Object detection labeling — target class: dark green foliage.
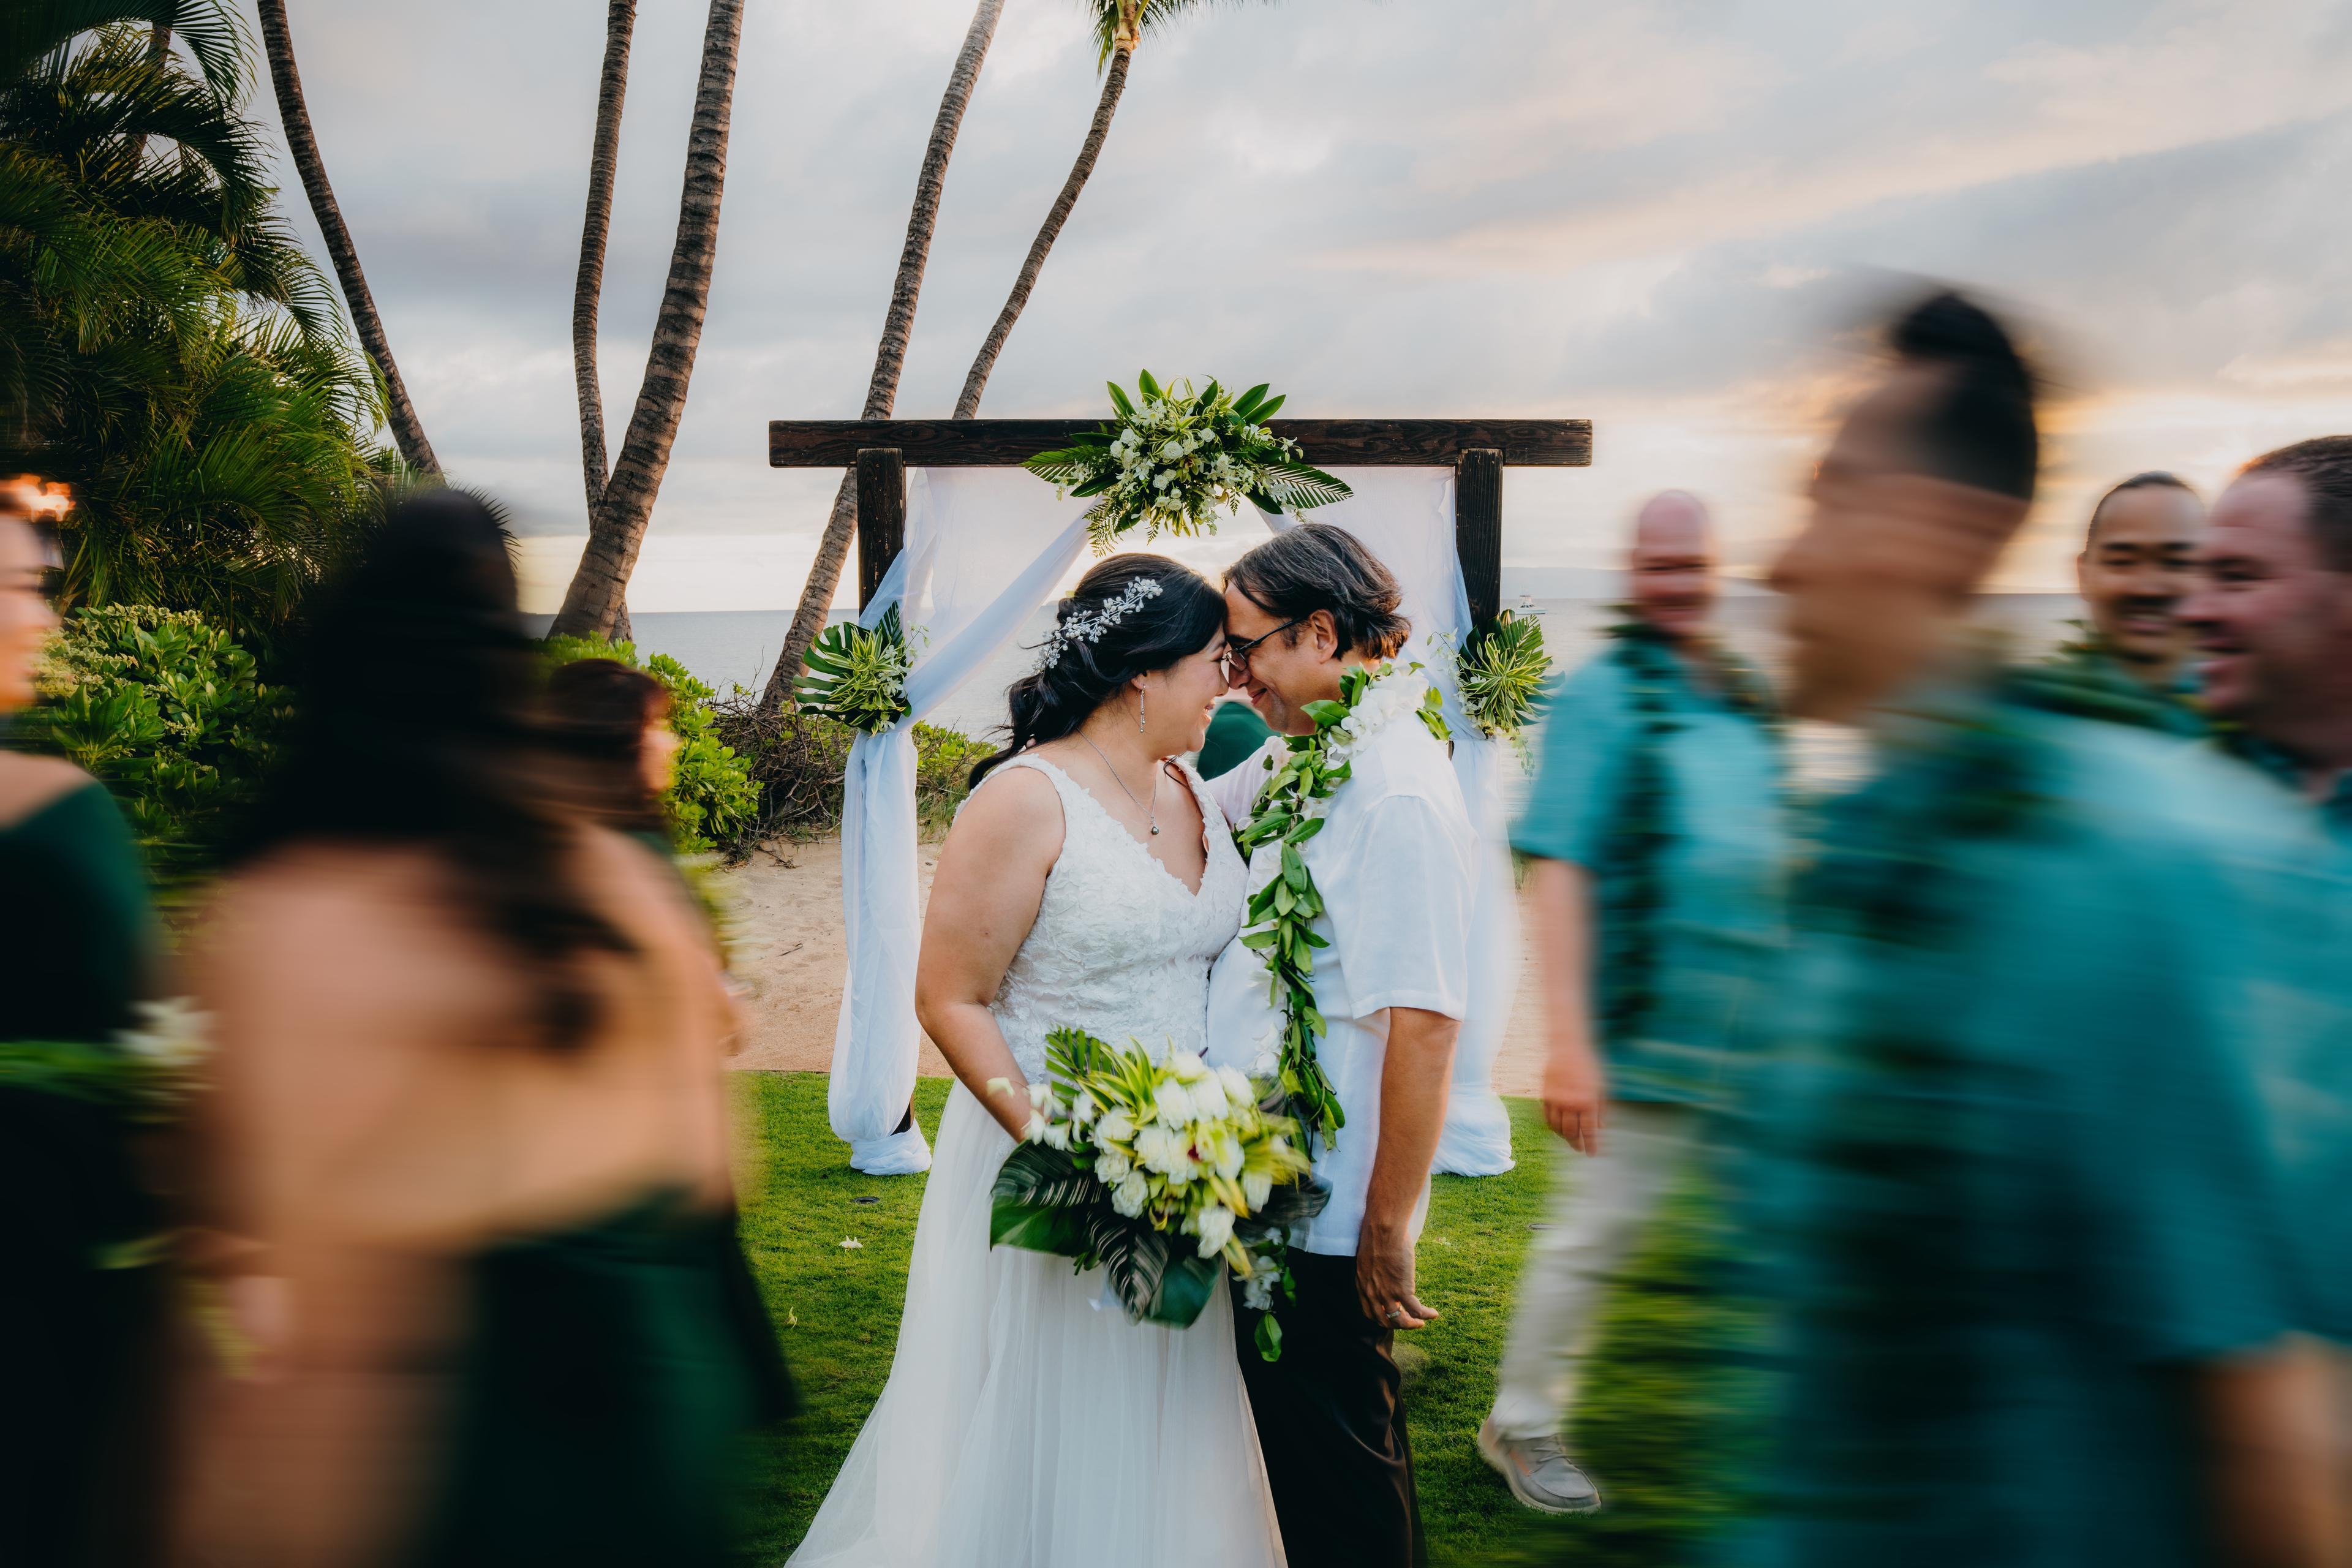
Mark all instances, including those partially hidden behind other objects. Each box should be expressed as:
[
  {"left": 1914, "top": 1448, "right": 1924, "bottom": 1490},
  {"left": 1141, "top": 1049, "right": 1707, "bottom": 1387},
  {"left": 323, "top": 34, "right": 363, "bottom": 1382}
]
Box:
[
  {"left": 710, "top": 689, "right": 983, "bottom": 842},
  {"left": 18, "top": 601, "right": 288, "bottom": 883},
  {"left": 541, "top": 635, "right": 759, "bottom": 856},
  {"left": 3, "top": 6, "right": 394, "bottom": 641}
]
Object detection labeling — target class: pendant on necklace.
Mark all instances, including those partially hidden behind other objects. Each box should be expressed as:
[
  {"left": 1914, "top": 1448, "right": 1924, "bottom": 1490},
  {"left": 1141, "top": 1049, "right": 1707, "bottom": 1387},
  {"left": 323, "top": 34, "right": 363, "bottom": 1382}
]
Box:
[{"left": 1150, "top": 824, "right": 1161, "bottom": 835}]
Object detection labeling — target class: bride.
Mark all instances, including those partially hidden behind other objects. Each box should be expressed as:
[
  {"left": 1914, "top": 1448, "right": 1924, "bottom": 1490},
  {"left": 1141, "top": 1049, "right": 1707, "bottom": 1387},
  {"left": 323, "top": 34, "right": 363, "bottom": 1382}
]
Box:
[{"left": 788, "top": 556, "right": 1283, "bottom": 1567}]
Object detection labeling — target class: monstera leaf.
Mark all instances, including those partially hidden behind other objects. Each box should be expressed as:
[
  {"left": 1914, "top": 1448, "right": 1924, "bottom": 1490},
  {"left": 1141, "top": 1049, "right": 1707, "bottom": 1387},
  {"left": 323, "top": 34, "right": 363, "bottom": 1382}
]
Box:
[
  {"left": 990, "top": 1141, "right": 1100, "bottom": 1257},
  {"left": 1089, "top": 1208, "right": 1221, "bottom": 1330}
]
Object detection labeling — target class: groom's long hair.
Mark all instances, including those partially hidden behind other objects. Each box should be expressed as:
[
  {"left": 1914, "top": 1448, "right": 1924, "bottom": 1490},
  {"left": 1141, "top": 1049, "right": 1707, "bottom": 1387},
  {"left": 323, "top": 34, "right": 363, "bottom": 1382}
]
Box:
[
  {"left": 971, "top": 554, "right": 1226, "bottom": 788},
  {"left": 1225, "top": 523, "right": 1411, "bottom": 660}
]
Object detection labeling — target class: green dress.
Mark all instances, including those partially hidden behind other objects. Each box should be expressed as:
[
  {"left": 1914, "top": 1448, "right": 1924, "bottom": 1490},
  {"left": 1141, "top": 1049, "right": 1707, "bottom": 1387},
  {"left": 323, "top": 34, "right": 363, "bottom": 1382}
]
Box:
[
  {"left": 407, "top": 830, "right": 793, "bottom": 1566},
  {"left": 0, "top": 777, "right": 166, "bottom": 1568},
  {"left": 409, "top": 1194, "right": 793, "bottom": 1567}
]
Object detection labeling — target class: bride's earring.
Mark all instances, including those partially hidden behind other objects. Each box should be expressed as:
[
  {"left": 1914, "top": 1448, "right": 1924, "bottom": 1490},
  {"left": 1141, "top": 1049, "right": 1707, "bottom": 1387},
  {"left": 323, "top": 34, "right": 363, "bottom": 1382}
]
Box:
[{"left": 1137, "top": 681, "right": 1147, "bottom": 733}]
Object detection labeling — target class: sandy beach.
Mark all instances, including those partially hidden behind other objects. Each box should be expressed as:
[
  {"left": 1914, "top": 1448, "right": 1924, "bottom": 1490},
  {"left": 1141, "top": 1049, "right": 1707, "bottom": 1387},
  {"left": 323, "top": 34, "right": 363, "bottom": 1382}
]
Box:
[{"left": 717, "top": 837, "right": 1548, "bottom": 1098}]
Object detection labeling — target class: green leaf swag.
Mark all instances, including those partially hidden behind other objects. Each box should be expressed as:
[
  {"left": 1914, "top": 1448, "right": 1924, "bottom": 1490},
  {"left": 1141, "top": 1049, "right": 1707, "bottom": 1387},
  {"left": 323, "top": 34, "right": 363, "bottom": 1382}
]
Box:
[
  {"left": 795, "top": 603, "right": 913, "bottom": 734},
  {"left": 989, "top": 1027, "right": 1325, "bottom": 1360},
  {"left": 1233, "top": 662, "right": 1450, "bottom": 1151},
  {"left": 1599, "top": 620, "right": 1777, "bottom": 1044},
  {"left": 1024, "top": 372, "right": 1352, "bottom": 552},
  {"left": 1451, "top": 609, "right": 1552, "bottom": 742},
  {"left": 2032, "top": 625, "right": 2207, "bottom": 737}
]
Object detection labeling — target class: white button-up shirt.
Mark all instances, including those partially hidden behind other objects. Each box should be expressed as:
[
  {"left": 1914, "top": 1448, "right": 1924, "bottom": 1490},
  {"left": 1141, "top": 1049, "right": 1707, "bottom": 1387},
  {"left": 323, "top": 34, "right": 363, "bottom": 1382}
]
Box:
[{"left": 1204, "top": 713, "right": 1476, "bottom": 1257}]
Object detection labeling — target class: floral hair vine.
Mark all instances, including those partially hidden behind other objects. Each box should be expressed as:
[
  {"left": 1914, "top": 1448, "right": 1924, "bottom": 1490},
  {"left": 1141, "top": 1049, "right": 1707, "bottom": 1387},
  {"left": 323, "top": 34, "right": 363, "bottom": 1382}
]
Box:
[{"left": 1036, "top": 576, "right": 1162, "bottom": 671}]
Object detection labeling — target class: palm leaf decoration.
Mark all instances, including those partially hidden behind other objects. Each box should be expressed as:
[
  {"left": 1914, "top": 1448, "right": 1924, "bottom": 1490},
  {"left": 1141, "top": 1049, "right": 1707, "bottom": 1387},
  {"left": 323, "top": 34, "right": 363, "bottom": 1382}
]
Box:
[
  {"left": 1457, "top": 609, "right": 1551, "bottom": 741},
  {"left": 1248, "top": 459, "right": 1351, "bottom": 517},
  {"left": 794, "top": 602, "right": 911, "bottom": 734},
  {"left": 1089, "top": 1207, "right": 1221, "bottom": 1328}
]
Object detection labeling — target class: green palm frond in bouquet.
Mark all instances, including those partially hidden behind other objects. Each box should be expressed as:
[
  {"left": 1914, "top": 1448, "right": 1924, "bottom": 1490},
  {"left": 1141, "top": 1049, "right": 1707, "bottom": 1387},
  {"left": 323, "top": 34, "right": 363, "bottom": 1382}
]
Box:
[
  {"left": 1458, "top": 609, "right": 1553, "bottom": 741},
  {"left": 989, "top": 1024, "right": 1327, "bottom": 1359},
  {"left": 1023, "top": 373, "right": 1352, "bottom": 552},
  {"left": 795, "top": 603, "right": 913, "bottom": 734}
]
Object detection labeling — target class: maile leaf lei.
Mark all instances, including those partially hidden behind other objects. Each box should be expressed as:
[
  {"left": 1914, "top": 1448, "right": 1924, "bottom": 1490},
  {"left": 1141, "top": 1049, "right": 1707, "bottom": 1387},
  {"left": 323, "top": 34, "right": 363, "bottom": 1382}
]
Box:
[{"left": 1232, "top": 663, "right": 1450, "bottom": 1151}]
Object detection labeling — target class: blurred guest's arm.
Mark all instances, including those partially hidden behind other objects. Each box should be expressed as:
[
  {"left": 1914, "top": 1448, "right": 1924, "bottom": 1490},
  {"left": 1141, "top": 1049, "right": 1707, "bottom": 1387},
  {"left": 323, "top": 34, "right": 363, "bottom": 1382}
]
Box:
[
  {"left": 1527, "top": 858, "right": 1607, "bottom": 1155},
  {"left": 914, "top": 767, "right": 1063, "bottom": 1141},
  {"left": 2195, "top": 1343, "right": 2348, "bottom": 1568}
]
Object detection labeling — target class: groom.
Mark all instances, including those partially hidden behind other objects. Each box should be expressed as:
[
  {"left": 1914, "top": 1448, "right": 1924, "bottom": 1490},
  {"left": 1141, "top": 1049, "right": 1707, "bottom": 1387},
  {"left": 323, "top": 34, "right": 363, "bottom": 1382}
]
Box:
[{"left": 1201, "top": 523, "right": 1476, "bottom": 1568}]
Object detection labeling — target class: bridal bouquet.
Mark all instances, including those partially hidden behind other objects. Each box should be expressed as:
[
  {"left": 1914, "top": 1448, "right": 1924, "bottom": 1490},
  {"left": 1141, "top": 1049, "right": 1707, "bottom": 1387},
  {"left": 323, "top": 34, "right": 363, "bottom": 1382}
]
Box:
[
  {"left": 795, "top": 603, "right": 913, "bottom": 734},
  {"left": 1023, "top": 372, "right": 1352, "bottom": 552},
  {"left": 990, "top": 1025, "right": 1326, "bottom": 1359}
]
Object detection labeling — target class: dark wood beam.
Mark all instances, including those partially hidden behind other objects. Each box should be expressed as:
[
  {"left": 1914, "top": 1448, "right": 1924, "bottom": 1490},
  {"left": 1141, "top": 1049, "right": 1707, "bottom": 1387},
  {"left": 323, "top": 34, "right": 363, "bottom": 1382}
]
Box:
[
  {"left": 855, "top": 447, "right": 906, "bottom": 611},
  {"left": 772, "top": 418, "right": 1591, "bottom": 469},
  {"left": 1455, "top": 448, "right": 1504, "bottom": 630}
]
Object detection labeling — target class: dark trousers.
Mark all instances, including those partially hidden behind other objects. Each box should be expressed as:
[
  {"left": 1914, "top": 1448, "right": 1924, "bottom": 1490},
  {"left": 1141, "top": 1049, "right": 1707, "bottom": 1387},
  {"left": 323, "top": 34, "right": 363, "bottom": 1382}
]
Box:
[{"left": 1234, "top": 1250, "right": 1426, "bottom": 1568}]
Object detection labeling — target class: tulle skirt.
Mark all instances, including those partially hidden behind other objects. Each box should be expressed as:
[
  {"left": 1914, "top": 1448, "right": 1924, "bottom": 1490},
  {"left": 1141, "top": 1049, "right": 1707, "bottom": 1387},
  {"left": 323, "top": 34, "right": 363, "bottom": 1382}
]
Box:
[{"left": 787, "top": 1082, "right": 1286, "bottom": 1567}]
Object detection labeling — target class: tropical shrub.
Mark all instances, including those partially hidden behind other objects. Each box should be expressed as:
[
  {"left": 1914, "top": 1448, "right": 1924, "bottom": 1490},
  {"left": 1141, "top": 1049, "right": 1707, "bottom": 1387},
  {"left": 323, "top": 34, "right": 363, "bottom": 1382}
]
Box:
[
  {"left": 2, "top": 9, "right": 394, "bottom": 641},
  {"left": 709, "top": 693, "right": 984, "bottom": 842},
  {"left": 542, "top": 635, "right": 760, "bottom": 856},
  {"left": 21, "top": 602, "right": 290, "bottom": 883}
]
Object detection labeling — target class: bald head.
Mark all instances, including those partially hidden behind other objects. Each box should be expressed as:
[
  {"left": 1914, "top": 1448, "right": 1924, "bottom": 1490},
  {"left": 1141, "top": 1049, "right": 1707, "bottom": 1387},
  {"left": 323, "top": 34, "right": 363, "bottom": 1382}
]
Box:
[{"left": 1627, "top": 490, "right": 1717, "bottom": 640}]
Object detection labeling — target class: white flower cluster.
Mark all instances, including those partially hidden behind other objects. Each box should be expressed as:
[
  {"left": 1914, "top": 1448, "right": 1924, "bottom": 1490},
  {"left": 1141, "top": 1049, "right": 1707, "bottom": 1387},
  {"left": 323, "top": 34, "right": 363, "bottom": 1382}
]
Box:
[
  {"left": 1017, "top": 1040, "right": 1311, "bottom": 1295},
  {"left": 1069, "top": 381, "right": 1300, "bottom": 546},
  {"left": 1321, "top": 662, "right": 1433, "bottom": 769},
  {"left": 1035, "top": 576, "right": 1162, "bottom": 672}
]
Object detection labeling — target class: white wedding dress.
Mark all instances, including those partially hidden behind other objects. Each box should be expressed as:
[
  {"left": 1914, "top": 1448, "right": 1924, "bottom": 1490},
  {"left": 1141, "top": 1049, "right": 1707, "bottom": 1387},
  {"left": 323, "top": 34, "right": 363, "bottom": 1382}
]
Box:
[{"left": 788, "top": 754, "right": 1285, "bottom": 1568}]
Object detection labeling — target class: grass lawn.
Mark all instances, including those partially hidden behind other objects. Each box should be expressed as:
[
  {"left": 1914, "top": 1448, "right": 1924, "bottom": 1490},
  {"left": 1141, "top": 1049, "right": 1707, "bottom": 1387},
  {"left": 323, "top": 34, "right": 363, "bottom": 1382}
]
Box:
[{"left": 731, "top": 1072, "right": 1753, "bottom": 1566}]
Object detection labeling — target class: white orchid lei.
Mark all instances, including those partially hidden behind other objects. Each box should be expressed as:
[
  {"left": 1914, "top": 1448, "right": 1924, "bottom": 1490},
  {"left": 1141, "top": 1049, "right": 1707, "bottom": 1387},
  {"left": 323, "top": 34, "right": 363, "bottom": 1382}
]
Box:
[
  {"left": 1024, "top": 372, "right": 1352, "bottom": 552},
  {"left": 990, "top": 1026, "right": 1325, "bottom": 1359},
  {"left": 1232, "top": 662, "right": 1449, "bottom": 1150}
]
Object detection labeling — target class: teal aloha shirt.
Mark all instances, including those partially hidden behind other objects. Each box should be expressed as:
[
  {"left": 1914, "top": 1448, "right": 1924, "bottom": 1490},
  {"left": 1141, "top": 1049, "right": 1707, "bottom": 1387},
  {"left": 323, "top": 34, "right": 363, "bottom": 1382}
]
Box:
[
  {"left": 1735, "top": 687, "right": 2305, "bottom": 1568},
  {"left": 1511, "top": 635, "right": 1785, "bottom": 1106},
  {"left": 2032, "top": 639, "right": 2207, "bottom": 738}
]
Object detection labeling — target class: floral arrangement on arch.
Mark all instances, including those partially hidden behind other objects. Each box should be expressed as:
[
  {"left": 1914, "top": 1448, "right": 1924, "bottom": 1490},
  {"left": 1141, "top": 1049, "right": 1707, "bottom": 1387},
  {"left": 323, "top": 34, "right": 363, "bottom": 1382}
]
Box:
[
  {"left": 989, "top": 1025, "right": 1326, "bottom": 1359},
  {"left": 1024, "top": 372, "right": 1352, "bottom": 552},
  {"left": 795, "top": 603, "right": 915, "bottom": 734}
]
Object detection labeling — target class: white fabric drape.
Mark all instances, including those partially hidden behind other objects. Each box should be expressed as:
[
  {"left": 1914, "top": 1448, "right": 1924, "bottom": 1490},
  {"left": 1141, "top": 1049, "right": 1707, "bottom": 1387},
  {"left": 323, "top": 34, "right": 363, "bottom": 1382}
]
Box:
[
  {"left": 831, "top": 469, "right": 1091, "bottom": 1173},
  {"left": 1258, "top": 469, "right": 1520, "bottom": 1175}
]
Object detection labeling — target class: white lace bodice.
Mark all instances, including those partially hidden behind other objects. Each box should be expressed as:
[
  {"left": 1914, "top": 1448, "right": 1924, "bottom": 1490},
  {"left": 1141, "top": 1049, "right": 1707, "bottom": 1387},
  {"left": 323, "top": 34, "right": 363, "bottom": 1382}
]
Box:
[{"left": 979, "top": 755, "right": 1246, "bottom": 1078}]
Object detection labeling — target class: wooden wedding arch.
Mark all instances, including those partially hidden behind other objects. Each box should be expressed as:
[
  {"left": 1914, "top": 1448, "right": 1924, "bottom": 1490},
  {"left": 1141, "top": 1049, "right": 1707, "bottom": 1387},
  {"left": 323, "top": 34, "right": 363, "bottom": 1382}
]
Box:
[{"left": 766, "top": 419, "right": 1595, "bottom": 618}]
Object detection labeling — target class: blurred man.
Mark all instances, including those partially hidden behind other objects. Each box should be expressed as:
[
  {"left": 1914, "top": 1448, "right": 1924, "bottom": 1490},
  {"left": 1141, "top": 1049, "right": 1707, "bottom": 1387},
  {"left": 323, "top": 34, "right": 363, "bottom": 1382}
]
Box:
[
  {"left": 2047, "top": 471, "right": 2206, "bottom": 733},
  {"left": 1743, "top": 291, "right": 2342, "bottom": 1567},
  {"left": 1476, "top": 491, "right": 1785, "bottom": 1515},
  {"left": 2186, "top": 438, "right": 2352, "bottom": 839},
  {"left": 2182, "top": 437, "right": 2352, "bottom": 1375}
]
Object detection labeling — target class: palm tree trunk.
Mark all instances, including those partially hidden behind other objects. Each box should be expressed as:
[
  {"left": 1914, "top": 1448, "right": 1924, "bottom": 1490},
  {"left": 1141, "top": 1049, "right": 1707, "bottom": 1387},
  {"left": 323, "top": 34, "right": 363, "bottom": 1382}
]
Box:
[
  {"left": 574, "top": 0, "right": 635, "bottom": 520},
  {"left": 254, "top": 0, "right": 440, "bottom": 475},
  {"left": 550, "top": 0, "right": 745, "bottom": 641},
  {"left": 949, "top": 38, "right": 1132, "bottom": 420},
  {"left": 756, "top": 0, "right": 1006, "bottom": 717}
]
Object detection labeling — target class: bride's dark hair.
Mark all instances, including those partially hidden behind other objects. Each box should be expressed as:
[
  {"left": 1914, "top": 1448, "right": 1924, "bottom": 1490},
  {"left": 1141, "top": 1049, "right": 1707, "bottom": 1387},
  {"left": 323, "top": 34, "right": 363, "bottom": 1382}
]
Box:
[{"left": 970, "top": 554, "right": 1225, "bottom": 787}]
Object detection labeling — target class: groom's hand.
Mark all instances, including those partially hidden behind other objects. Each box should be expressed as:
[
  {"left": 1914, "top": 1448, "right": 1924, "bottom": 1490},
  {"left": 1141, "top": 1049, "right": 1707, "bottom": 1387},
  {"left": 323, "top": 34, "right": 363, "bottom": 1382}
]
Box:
[{"left": 1355, "top": 1223, "right": 1439, "bottom": 1332}]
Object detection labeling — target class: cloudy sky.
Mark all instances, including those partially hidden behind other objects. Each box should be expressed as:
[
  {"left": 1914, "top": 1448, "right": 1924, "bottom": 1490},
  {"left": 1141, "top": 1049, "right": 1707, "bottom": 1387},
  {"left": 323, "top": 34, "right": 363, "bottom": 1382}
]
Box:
[{"left": 252, "top": 0, "right": 2352, "bottom": 609}]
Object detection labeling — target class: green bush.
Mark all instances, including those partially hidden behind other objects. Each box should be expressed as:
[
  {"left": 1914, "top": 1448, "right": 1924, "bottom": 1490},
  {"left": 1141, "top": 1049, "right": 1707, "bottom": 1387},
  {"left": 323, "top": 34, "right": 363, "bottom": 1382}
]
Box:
[
  {"left": 707, "top": 696, "right": 986, "bottom": 842},
  {"left": 542, "top": 635, "right": 760, "bottom": 856},
  {"left": 21, "top": 604, "right": 292, "bottom": 883}
]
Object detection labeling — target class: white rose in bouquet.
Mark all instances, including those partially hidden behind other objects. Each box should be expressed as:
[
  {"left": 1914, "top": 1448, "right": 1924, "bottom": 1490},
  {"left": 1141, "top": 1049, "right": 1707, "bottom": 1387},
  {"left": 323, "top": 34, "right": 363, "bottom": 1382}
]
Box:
[
  {"left": 1153, "top": 1077, "right": 1196, "bottom": 1127},
  {"left": 1112, "top": 1170, "right": 1151, "bottom": 1218},
  {"left": 1193, "top": 1204, "right": 1236, "bottom": 1258},
  {"left": 1186, "top": 1071, "right": 1230, "bottom": 1121},
  {"left": 1243, "top": 1169, "right": 1274, "bottom": 1212},
  {"left": 1097, "top": 1108, "right": 1136, "bottom": 1144},
  {"left": 1095, "top": 1147, "right": 1132, "bottom": 1184}
]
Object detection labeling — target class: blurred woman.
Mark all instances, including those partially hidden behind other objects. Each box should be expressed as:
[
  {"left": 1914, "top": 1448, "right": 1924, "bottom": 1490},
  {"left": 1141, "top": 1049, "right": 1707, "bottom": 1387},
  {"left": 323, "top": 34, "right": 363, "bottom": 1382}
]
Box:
[
  {"left": 178, "top": 492, "right": 767, "bottom": 1567},
  {"left": 0, "top": 478, "right": 170, "bottom": 1567},
  {"left": 546, "top": 657, "right": 679, "bottom": 849}
]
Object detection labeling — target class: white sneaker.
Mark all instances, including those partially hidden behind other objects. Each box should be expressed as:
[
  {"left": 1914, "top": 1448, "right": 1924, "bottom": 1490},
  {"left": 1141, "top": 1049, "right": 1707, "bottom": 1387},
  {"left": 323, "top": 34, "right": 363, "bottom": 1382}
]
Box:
[{"left": 1477, "top": 1416, "right": 1602, "bottom": 1515}]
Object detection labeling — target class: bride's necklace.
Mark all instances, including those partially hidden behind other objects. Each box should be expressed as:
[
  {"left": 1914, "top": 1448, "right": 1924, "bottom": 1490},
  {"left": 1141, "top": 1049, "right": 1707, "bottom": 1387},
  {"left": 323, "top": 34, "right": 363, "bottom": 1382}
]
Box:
[{"left": 1077, "top": 729, "right": 1160, "bottom": 835}]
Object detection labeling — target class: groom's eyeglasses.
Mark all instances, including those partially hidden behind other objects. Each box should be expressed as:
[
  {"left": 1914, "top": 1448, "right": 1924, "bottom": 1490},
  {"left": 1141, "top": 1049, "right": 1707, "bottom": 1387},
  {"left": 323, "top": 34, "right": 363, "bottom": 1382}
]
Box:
[{"left": 1219, "top": 616, "right": 1308, "bottom": 678}]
